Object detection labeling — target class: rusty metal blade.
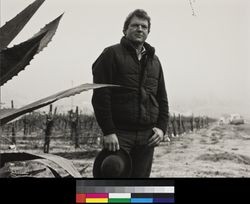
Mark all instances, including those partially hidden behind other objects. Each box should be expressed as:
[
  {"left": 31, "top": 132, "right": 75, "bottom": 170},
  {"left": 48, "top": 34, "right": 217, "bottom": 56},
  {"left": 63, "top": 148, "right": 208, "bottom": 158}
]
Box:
[
  {"left": 0, "top": 0, "right": 45, "bottom": 50},
  {"left": 0, "top": 152, "right": 82, "bottom": 178},
  {"left": 0, "top": 32, "right": 47, "bottom": 86},
  {"left": 0, "top": 83, "right": 119, "bottom": 125}
]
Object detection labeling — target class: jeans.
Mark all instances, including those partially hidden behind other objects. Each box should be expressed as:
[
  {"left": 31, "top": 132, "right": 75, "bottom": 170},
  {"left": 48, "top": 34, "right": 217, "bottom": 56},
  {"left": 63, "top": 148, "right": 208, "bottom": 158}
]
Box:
[{"left": 116, "top": 129, "right": 155, "bottom": 178}]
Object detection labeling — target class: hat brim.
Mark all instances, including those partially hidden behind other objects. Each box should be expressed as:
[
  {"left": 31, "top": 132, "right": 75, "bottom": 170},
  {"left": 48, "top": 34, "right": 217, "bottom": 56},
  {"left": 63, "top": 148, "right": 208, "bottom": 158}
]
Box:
[{"left": 93, "top": 148, "right": 132, "bottom": 178}]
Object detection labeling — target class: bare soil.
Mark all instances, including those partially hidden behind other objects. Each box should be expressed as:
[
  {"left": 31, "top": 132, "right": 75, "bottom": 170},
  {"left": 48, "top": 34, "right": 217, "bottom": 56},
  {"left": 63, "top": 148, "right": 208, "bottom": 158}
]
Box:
[
  {"left": 2, "top": 123, "right": 250, "bottom": 178},
  {"left": 152, "top": 123, "right": 250, "bottom": 177}
]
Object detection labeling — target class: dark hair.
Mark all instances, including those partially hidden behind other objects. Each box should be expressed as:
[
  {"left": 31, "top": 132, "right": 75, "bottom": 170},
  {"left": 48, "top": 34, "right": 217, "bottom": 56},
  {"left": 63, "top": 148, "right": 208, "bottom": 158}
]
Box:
[{"left": 123, "top": 9, "right": 151, "bottom": 33}]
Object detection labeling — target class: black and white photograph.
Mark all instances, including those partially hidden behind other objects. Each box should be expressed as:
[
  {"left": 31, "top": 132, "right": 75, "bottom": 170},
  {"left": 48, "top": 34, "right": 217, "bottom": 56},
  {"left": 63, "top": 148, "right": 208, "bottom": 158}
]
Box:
[{"left": 0, "top": 0, "right": 250, "bottom": 182}]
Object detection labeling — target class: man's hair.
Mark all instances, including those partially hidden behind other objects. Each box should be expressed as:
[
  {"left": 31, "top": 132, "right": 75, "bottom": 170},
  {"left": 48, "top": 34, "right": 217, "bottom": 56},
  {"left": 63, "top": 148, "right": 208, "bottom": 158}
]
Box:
[{"left": 123, "top": 9, "right": 151, "bottom": 33}]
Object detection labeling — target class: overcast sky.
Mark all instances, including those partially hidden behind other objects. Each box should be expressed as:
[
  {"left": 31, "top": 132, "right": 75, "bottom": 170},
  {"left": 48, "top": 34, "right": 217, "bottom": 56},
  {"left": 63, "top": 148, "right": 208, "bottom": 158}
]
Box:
[{"left": 1, "top": 0, "right": 250, "bottom": 118}]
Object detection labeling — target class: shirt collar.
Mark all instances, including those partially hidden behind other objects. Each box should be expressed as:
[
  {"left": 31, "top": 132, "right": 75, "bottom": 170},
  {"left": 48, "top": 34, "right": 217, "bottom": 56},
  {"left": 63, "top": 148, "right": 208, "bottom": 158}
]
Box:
[
  {"left": 120, "top": 37, "right": 155, "bottom": 58},
  {"left": 136, "top": 46, "right": 146, "bottom": 60}
]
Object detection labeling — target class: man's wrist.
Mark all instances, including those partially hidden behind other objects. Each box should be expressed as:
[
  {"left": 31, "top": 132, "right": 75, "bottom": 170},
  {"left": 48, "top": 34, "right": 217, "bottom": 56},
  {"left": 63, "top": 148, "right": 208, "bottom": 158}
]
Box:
[
  {"left": 155, "top": 125, "right": 166, "bottom": 135},
  {"left": 153, "top": 127, "right": 164, "bottom": 136}
]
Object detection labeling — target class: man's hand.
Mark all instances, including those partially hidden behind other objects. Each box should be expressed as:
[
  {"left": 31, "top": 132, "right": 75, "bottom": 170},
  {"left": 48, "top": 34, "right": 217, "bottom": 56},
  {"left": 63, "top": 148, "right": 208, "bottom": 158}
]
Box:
[
  {"left": 148, "top": 127, "right": 164, "bottom": 147},
  {"left": 103, "top": 133, "right": 120, "bottom": 152}
]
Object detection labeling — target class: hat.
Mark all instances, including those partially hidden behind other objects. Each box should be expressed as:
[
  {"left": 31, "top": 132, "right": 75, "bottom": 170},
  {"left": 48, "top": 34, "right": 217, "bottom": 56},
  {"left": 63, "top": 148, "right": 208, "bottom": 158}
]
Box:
[{"left": 93, "top": 148, "right": 132, "bottom": 178}]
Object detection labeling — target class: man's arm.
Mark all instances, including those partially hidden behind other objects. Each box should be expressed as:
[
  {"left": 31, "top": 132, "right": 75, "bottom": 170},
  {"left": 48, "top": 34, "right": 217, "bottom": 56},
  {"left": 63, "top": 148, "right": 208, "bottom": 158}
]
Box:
[
  {"left": 155, "top": 60, "right": 169, "bottom": 135},
  {"left": 92, "top": 48, "right": 119, "bottom": 151},
  {"left": 92, "top": 47, "right": 116, "bottom": 135}
]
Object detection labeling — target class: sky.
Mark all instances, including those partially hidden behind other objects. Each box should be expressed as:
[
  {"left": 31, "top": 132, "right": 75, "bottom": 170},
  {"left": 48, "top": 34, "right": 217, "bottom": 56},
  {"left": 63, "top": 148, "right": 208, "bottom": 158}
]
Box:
[{"left": 0, "top": 0, "right": 250, "bottom": 119}]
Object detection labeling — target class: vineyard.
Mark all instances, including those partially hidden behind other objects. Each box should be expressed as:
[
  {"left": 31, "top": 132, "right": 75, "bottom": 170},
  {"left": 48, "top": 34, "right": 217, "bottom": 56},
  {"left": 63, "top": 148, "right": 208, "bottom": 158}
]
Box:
[
  {"left": 0, "top": 103, "right": 217, "bottom": 178},
  {"left": 0, "top": 104, "right": 215, "bottom": 153},
  {"left": 2, "top": 109, "right": 250, "bottom": 178}
]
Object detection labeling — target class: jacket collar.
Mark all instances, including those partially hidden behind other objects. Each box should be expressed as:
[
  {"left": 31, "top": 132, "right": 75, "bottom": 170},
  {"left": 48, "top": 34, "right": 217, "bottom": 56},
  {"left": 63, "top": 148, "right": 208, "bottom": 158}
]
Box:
[{"left": 120, "top": 36, "right": 155, "bottom": 58}]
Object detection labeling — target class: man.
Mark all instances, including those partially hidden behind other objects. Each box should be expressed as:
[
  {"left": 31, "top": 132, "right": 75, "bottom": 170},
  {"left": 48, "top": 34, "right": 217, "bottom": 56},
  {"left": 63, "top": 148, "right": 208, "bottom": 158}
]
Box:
[{"left": 92, "top": 9, "right": 169, "bottom": 178}]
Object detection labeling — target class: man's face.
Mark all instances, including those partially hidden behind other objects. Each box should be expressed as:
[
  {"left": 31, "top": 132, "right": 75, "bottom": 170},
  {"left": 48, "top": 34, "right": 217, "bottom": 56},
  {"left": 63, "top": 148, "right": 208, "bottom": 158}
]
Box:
[{"left": 124, "top": 16, "right": 149, "bottom": 45}]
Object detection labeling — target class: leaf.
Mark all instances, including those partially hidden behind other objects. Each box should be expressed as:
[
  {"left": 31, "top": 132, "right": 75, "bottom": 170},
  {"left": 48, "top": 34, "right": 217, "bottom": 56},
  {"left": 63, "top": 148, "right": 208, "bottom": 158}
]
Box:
[
  {"left": 32, "top": 13, "right": 64, "bottom": 53},
  {"left": 0, "top": 164, "right": 11, "bottom": 178},
  {"left": 0, "top": 13, "right": 63, "bottom": 87},
  {"left": 0, "top": 32, "right": 47, "bottom": 86},
  {"left": 0, "top": 0, "right": 45, "bottom": 50},
  {"left": 0, "top": 83, "right": 120, "bottom": 125},
  {"left": 0, "top": 152, "right": 82, "bottom": 178}
]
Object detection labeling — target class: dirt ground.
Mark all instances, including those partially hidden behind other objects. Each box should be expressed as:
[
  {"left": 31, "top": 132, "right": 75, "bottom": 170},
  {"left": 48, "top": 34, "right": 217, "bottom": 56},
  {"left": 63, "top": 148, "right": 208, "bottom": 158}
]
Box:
[
  {"left": 152, "top": 122, "right": 250, "bottom": 177},
  {"left": 2, "top": 122, "right": 250, "bottom": 178},
  {"left": 75, "top": 122, "right": 250, "bottom": 178}
]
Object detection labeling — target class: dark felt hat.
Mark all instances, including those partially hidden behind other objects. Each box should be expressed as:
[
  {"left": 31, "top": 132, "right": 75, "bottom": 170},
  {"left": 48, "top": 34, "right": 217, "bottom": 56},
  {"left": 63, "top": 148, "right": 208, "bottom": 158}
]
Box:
[{"left": 93, "top": 148, "right": 132, "bottom": 178}]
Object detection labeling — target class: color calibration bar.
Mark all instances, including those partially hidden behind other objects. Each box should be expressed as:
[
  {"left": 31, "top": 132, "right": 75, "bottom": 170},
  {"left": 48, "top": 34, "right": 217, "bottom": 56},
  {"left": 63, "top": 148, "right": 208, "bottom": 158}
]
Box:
[
  {"left": 76, "top": 180, "right": 174, "bottom": 203},
  {"left": 77, "top": 186, "right": 174, "bottom": 193},
  {"left": 76, "top": 192, "right": 174, "bottom": 203}
]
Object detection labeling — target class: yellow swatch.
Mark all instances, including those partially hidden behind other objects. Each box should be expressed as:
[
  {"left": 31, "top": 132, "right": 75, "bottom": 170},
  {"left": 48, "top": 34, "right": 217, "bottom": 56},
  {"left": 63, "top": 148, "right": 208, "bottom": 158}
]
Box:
[{"left": 86, "top": 198, "right": 108, "bottom": 203}]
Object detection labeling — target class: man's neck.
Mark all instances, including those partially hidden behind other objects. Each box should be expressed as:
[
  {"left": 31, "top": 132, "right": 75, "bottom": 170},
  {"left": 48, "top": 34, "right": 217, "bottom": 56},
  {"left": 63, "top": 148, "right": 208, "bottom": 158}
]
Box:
[
  {"left": 125, "top": 37, "right": 144, "bottom": 52},
  {"left": 131, "top": 42, "right": 144, "bottom": 53},
  {"left": 134, "top": 44, "right": 144, "bottom": 52}
]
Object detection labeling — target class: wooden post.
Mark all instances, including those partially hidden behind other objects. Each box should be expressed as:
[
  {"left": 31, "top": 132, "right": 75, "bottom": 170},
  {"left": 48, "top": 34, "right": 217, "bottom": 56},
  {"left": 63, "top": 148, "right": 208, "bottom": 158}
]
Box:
[
  {"left": 195, "top": 117, "right": 200, "bottom": 130},
  {"left": 23, "top": 115, "right": 27, "bottom": 139},
  {"left": 11, "top": 125, "right": 16, "bottom": 144},
  {"left": 190, "top": 114, "right": 194, "bottom": 132},
  {"left": 177, "top": 114, "right": 182, "bottom": 135},
  {"left": 11, "top": 100, "right": 14, "bottom": 109},
  {"left": 53, "top": 106, "right": 58, "bottom": 131},
  {"left": 53, "top": 106, "right": 57, "bottom": 115},
  {"left": 74, "top": 106, "right": 80, "bottom": 148},
  {"left": 181, "top": 119, "right": 186, "bottom": 134},
  {"left": 63, "top": 114, "right": 68, "bottom": 134},
  {"left": 43, "top": 104, "right": 54, "bottom": 153},
  {"left": 11, "top": 100, "right": 16, "bottom": 144},
  {"left": 171, "top": 114, "right": 177, "bottom": 137},
  {"left": 69, "top": 110, "right": 74, "bottom": 140},
  {"left": 27, "top": 113, "right": 32, "bottom": 135},
  {"left": 167, "top": 120, "right": 172, "bottom": 138},
  {"left": 205, "top": 117, "right": 208, "bottom": 127},
  {"left": 199, "top": 116, "right": 202, "bottom": 129}
]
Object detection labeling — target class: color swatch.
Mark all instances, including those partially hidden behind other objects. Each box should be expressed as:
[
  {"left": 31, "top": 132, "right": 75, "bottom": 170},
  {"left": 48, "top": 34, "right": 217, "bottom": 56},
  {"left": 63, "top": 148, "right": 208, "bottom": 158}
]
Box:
[{"left": 76, "top": 180, "right": 174, "bottom": 203}]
